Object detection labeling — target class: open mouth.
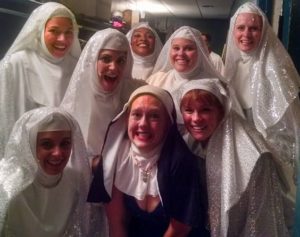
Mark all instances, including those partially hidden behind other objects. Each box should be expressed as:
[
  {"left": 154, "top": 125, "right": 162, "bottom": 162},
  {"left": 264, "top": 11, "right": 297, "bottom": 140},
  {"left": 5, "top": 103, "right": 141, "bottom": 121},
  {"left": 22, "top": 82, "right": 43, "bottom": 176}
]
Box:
[
  {"left": 191, "top": 125, "right": 207, "bottom": 132},
  {"left": 47, "top": 158, "right": 65, "bottom": 166},
  {"left": 136, "top": 131, "right": 151, "bottom": 140},
  {"left": 53, "top": 44, "right": 67, "bottom": 51},
  {"left": 104, "top": 74, "right": 118, "bottom": 81},
  {"left": 138, "top": 43, "right": 149, "bottom": 48}
]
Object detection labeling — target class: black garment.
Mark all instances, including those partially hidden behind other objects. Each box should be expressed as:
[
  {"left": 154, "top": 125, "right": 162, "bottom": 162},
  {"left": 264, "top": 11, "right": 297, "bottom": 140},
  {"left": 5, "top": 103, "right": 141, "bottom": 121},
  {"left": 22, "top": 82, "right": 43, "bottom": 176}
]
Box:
[
  {"left": 87, "top": 124, "right": 209, "bottom": 235},
  {"left": 125, "top": 194, "right": 169, "bottom": 237}
]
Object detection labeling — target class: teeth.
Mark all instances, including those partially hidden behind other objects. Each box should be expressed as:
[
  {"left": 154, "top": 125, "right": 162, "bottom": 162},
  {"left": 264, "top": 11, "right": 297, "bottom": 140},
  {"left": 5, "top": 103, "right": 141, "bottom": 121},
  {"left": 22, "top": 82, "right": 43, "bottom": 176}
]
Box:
[
  {"left": 176, "top": 60, "right": 187, "bottom": 64},
  {"left": 138, "top": 44, "right": 147, "bottom": 47},
  {"left": 48, "top": 159, "right": 63, "bottom": 165},
  {"left": 104, "top": 75, "right": 117, "bottom": 81},
  {"left": 192, "top": 125, "right": 206, "bottom": 131},
  {"left": 54, "top": 45, "right": 66, "bottom": 50},
  {"left": 137, "top": 131, "right": 150, "bottom": 138}
]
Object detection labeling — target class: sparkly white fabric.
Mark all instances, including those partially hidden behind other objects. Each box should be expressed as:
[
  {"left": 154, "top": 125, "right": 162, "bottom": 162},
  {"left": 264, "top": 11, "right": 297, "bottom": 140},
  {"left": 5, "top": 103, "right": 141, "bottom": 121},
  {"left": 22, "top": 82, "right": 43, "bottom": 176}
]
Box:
[
  {"left": 101, "top": 85, "right": 174, "bottom": 198},
  {"left": 147, "top": 26, "right": 223, "bottom": 93},
  {"left": 145, "top": 26, "right": 246, "bottom": 119},
  {"left": 174, "top": 79, "right": 292, "bottom": 237},
  {"left": 0, "top": 107, "right": 91, "bottom": 236},
  {"left": 0, "top": 2, "right": 81, "bottom": 159},
  {"left": 126, "top": 22, "right": 163, "bottom": 80},
  {"left": 61, "top": 28, "right": 145, "bottom": 157},
  {"left": 224, "top": 2, "right": 300, "bottom": 198}
]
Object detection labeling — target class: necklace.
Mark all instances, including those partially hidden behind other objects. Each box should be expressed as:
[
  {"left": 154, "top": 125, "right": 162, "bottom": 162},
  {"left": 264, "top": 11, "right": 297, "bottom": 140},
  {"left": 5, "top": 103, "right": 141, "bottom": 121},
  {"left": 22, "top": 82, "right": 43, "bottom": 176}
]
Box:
[{"left": 133, "top": 158, "right": 154, "bottom": 183}]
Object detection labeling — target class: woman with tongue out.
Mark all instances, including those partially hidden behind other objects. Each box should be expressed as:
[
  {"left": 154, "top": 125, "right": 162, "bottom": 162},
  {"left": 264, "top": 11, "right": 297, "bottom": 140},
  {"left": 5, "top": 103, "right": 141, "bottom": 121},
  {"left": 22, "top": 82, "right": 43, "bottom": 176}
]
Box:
[
  {"left": 61, "top": 28, "right": 145, "bottom": 164},
  {"left": 61, "top": 28, "right": 145, "bottom": 236},
  {"left": 0, "top": 2, "right": 81, "bottom": 159}
]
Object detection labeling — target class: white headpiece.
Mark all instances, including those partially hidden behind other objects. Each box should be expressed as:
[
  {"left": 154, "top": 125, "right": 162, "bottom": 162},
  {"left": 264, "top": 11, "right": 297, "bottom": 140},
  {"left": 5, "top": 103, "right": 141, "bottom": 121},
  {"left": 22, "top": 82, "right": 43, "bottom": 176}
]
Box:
[
  {"left": 152, "top": 26, "right": 223, "bottom": 80},
  {"left": 4, "top": 2, "right": 80, "bottom": 59},
  {"left": 0, "top": 107, "right": 90, "bottom": 234},
  {"left": 124, "top": 85, "right": 174, "bottom": 123},
  {"left": 61, "top": 28, "right": 138, "bottom": 156}
]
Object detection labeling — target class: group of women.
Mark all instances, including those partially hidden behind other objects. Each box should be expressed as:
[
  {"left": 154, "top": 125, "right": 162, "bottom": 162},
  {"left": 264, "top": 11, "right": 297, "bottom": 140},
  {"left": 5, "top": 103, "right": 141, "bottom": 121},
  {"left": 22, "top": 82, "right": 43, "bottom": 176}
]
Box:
[{"left": 0, "top": 1, "right": 299, "bottom": 237}]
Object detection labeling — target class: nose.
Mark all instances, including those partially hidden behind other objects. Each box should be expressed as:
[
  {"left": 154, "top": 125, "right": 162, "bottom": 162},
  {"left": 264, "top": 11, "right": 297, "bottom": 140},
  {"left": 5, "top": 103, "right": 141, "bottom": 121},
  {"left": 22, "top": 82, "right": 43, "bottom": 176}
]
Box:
[
  {"left": 139, "top": 115, "right": 148, "bottom": 127},
  {"left": 108, "top": 61, "right": 117, "bottom": 71},
  {"left": 140, "top": 34, "right": 146, "bottom": 41},
  {"left": 192, "top": 112, "right": 202, "bottom": 122},
  {"left": 242, "top": 28, "right": 251, "bottom": 37},
  {"left": 57, "top": 33, "right": 66, "bottom": 41},
  {"left": 52, "top": 146, "right": 62, "bottom": 157},
  {"left": 177, "top": 48, "right": 184, "bottom": 55}
]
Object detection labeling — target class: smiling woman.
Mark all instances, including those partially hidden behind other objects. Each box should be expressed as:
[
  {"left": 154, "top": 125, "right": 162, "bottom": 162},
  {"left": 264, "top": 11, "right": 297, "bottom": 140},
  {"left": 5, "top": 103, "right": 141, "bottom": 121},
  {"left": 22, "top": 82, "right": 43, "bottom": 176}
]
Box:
[
  {"left": 146, "top": 26, "right": 222, "bottom": 94},
  {"left": 126, "top": 22, "right": 163, "bottom": 80},
  {"left": 0, "top": 2, "right": 81, "bottom": 159},
  {"left": 88, "top": 85, "right": 208, "bottom": 237},
  {"left": 61, "top": 28, "right": 145, "bottom": 159},
  {"left": 0, "top": 107, "right": 90, "bottom": 236},
  {"left": 44, "top": 17, "right": 74, "bottom": 58}
]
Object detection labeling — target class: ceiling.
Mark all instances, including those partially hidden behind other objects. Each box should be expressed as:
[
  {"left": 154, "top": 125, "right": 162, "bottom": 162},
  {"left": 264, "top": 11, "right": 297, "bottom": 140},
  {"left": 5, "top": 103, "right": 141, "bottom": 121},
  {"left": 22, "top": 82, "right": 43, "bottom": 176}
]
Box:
[{"left": 111, "top": 0, "right": 236, "bottom": 19}]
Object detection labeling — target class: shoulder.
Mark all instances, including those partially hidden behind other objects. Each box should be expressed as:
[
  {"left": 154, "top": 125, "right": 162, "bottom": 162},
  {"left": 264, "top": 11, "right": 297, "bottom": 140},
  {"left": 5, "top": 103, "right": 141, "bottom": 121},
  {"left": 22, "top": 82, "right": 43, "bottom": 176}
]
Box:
[
  {"left": 146, "top": 71, "right": 169, "bottom": 83},
  {"left": 120, "top": 79, "right": 147, "bottom": 101},
  {"left": 159, "top": 125, "right": 198, "bottom": 170},
  {"left": 2, "top": 50, "right": 36, "bottom": 72}
]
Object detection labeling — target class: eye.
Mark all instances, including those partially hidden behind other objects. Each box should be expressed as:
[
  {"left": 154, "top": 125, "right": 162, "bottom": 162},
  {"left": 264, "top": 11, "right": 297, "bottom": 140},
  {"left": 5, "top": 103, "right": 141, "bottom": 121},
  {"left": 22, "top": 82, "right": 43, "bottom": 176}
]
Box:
[
  {"left": 117, "top": 56, "right": 126, "bottom": 65},
  {"left": 149, "top": 113, "right": 160, "bottom": 120},
  {"left": 64, "top": 30, "right": 74, "bottom": 36},
  {"left": 133, "top": 33, "right": 142, "bottom": 38},
  {"left": 171, "top": 45, "right": 180, "bottom": 51},
  {"left": 185, "top": 46, "right": 196, "bottom": 51},
  {"left": 39, "top": 140, "right": 54, "bottom": 150},
  {"left": 60, "top": 139, "right": 72, "bottom": 149},
  {"left": 236, "top": 25, "right": 245, "bottom": 31},
  {"left": 98, "top": 55, "right": 112, "bottom": 64},
  {"left": 48, "top": 29, "right": 60, "bottom": 35},
  {"left": 249, "top": 26, "right": 261, "bottom": 32},
  {"left": 130, "top": 111, "right": 141, "bottom": 120},
  {"left": 146, "top": 34, "right": 154, "bottom": 40},
  {"left": 182, "top": 107, "right": 193, "bottom": 114}
]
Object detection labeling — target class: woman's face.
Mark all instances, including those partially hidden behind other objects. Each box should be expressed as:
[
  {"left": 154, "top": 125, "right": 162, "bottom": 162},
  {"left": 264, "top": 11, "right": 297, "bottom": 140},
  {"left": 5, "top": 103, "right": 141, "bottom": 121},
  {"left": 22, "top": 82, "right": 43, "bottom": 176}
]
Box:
[
  {"left": 234, "top": 13, "right": 262, "bottom": 53},
  {"left": 44, "top": 17, "right": 74, "bottom": 58},
  {"left": 170, "top": 38, "right": 198, "bottom": 73},
  {"left": 97, "top": 49, "right": 127, "bottom": 92},
  {"left": 181, "top": 94, "right": 222, "bottom": 144},
  {"left": 36, "top": 130, "right": 72, "bottom": 175},
  {"left": 127, "top": 95, "right": 170, "bottom": 153},
  {"left": 131, "top": 27, "right": 155, "bottom": 56}
]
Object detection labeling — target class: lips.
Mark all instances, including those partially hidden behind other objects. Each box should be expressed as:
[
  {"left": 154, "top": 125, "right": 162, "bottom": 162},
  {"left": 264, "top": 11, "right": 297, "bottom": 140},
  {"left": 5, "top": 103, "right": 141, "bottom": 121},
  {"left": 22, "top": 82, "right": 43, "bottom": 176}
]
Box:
[
  {"left": 191, "top": 124, "right": 207, "bottom": 132},
  {"left": 176, "top": 59, "right": 188, "bottom": 65},
  {"left": 138, "top": 43, "right": 149, "bottom": 48},
  {"left": 104, "top": 74, "right": 118, "bottom": 81},
  {"left": 53, "top": 44, "right": 68, "bottom": 51},
  {"left": 135, "top": 131, "right": 152, "bottom": 141},
  {"left": 47, "top": 158, "right": 65, "bottom": 166}
]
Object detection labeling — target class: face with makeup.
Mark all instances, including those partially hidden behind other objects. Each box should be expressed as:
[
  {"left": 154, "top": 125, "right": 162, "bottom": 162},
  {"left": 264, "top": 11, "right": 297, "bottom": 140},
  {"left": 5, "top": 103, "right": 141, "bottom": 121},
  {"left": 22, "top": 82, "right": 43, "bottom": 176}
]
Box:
[
  {"left": 234, "top": 13, "right": 262, "bottom": 53},
  {"left": 36, "top": 130, "right": 72, "bottom": 175},
  {"left": 127, "top": 95, "right": 170, "bottom": 153},
  {"left": 131, "top": 27, "right": 155, "bottom": 57},
  {"left": 44, "top": 17, "right": 74, "bottom": 58},
  {"left": 97, "top": 49, "right": 127, "bottom": 92},
  {"left": 181, "top": 90, "right": 224, "bottom": 145},
  {"left": 169, "top": 38, "right": 198, "bottom": 73}
]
